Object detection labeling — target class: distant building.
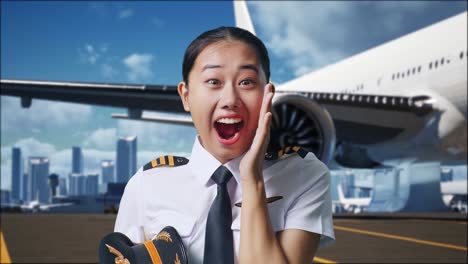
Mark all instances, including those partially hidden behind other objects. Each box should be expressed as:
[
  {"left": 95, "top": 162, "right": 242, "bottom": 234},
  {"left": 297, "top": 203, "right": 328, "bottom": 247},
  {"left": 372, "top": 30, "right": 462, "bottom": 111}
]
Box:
[
  {"left": 28, "top": 157, "right": 50, "bottom": 203},
  {"left": 116, "top": 136, "right": 137, "bottom": 183},
  {"left": 72, "top": 147, "right": 84, "bottom": 174},
  {"left": 11, "top": 147, "right": 23, "bottom": 202},
  {"left": 0, "top": 189, "right": 11, "bottom": 205},
  {"left": 341, "top": 170, "right": 356, "bottom": 197},
  {"left": 101, "top": 160, "right": 115, "bottom": 184},
  {"left": 86, "top": 174, "right": 99, "bottom": 196},
  {"left": 58, "top": 178, "right": 68, "bottom": 196},
  {"left": 69, "top": 173, "right": 86, "bottom": 196},
  {"left": 22, "top": 173, "right": 28, "bottom": 203}
]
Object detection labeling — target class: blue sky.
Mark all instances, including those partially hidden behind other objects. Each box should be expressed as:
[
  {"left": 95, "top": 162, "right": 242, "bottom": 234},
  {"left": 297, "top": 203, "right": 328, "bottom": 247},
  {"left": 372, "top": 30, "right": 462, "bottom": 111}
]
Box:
[{"left": 1, "top": 1, "right": 467, "bottom": 189}]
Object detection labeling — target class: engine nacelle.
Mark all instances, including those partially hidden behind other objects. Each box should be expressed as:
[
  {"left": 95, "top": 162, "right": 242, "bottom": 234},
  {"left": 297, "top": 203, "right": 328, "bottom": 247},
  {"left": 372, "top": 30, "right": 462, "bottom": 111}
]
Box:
[{"left": 269, "top": 94, "right": 336, "bottom": 164}]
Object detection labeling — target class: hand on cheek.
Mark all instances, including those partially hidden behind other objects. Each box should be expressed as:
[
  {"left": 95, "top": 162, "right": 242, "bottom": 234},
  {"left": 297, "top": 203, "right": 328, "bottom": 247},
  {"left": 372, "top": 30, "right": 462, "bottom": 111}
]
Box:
[{"left": 240, "top": 83, "right": 275, "bottom": 184}]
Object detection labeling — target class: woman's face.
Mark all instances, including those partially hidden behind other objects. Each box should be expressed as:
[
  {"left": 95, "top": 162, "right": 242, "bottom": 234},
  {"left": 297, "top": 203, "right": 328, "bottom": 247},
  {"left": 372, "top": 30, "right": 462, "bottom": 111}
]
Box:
[{"left": 178, "top": 40, "right": 266, "bottom": 164}]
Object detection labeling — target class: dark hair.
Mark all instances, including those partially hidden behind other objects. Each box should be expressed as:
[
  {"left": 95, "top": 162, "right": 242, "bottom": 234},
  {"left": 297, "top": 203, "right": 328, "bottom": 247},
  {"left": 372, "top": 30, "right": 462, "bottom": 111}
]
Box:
[{"left": 182, "top": 26, "right": 270, "bottom": 85}]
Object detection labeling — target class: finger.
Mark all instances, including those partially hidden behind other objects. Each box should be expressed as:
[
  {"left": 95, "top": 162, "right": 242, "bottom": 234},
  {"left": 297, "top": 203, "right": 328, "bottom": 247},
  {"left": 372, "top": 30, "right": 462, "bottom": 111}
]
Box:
[
  {"left": 252, "top": 111, "right": 272, "bottom": 154},
  {"left": 266, "top": 83, "right": 274, "bottom": 114},
  {"left": 259, "top": 83, "right": 274, "bottom": 122}
]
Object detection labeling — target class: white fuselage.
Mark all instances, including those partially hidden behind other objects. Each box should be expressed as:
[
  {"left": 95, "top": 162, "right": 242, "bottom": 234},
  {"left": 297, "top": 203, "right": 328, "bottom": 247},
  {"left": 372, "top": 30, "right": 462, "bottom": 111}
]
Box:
[
  {"left": 278, "top": 12, "right": 467, "bottom": 118},
  {"left": 277, "top": 12, "right": 467, "bottom": 163}
]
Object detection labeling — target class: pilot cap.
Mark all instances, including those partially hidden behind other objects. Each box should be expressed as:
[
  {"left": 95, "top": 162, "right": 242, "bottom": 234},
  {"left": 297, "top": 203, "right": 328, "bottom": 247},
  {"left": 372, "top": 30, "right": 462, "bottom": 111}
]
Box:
[{"left": 99, "top": 226, "right": 188, "bottom": 264}]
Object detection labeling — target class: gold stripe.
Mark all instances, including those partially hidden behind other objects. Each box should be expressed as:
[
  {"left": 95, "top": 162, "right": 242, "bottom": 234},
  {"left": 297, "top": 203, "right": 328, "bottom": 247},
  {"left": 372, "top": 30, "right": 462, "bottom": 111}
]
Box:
[
  {"left": 144, "top": 240, "right": 162, "bottom": 264},
  {"left": 1, "top": 231, "right": 12, "bottom": 263},
  {"left": 335, "top": 225, "right": 468, "bottom": 251},
  {"left": 278, "top": 149, "right": 284, "bottom": 157},
  {"left": 159, "top": 156, "right": 166, "bottom": 166},
  {"left": 292, "top": 146, "right": 300, "bottom": 152},
  {"left": 313, "top": 256, "right": 337, "bottom": 263},
  {"left": 285, "top": 146, "right": 291, "bottom": 153},
  {"left": 168, "top": 155, "right": 174, "bottom": 166},
  {"left": 151, "top": 159, "right": 157, "bottom": 168}
]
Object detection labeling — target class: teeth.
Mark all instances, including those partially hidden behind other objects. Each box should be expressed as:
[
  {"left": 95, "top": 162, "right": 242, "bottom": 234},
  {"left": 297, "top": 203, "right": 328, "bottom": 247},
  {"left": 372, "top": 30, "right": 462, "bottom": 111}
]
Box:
[{"left": 216, "top": 118, "right": 242, "bottom": 124}]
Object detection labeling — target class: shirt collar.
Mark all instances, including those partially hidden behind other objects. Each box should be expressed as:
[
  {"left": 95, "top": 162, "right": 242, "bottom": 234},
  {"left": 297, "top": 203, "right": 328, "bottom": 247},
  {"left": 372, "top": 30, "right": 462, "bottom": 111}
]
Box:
[{"left": 188, "top": 136, "right": 243, "bottom": 186}]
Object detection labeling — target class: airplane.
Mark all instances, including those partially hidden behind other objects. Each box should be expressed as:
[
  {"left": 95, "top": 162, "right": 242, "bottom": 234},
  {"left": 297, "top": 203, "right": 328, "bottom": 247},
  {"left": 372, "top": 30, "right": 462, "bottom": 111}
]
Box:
[
  {"left": 336, "top": 183, "right": 372, "bottom": 213},
  {"left": 1, "top": 2, "right": 466, "bottom": 172}
]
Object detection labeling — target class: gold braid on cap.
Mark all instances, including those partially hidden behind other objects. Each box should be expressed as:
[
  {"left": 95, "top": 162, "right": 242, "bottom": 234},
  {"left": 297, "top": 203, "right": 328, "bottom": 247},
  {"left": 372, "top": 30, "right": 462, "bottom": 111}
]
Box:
[{"left": 105, "top": 244, "right": 130, "bottom": 264}]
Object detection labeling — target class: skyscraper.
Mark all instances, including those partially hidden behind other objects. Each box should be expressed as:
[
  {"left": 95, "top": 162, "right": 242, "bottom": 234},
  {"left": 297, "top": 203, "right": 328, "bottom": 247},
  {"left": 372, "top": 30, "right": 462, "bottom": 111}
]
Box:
[
  {"left": 58, "top": 178, "right": 67, "bottom": 196},
  {"left": 11, "top": 147, "right": 23, "bottom": 202},
  {"left": 69, "top": 173, "right": 86, "bottom": 196},
  {"left": 101, "top": 160, "right": 115, "bottom": 184},
  {"left": 22, "top": 173, "right": 28, "bottom": 203},
  {"left": 72, "top": 146, "right": 84, "bottom": 174},
  {"left": 116, "top": 136, "right": 137, "bottom": 183},
  {"left": 28, "top": 157, "right": 50, "bottom": 203},
  {"left": 86, "top": 174, "right": 99, "bottom": 196}
]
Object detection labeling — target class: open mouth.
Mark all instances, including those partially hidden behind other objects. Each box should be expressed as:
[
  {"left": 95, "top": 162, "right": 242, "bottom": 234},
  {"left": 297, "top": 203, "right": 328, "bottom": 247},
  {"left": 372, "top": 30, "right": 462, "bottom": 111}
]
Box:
[{"left": 214, "top": 117, "right": 244, "bottom": 143}]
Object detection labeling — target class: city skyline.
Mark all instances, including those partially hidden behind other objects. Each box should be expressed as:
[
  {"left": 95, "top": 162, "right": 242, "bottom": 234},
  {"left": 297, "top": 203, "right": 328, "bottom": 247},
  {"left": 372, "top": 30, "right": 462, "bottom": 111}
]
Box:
[{"left": 3, "top": 135, "right": 182, "bottom": 200}]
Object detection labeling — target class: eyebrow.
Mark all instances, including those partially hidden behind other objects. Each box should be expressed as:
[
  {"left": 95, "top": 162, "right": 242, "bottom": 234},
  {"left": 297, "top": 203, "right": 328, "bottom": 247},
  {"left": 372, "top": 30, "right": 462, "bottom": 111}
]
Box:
[
  {"left": 202, "top": 64, "right": 222, "bottom": 71},
  {"left": 239, "top": 64, "right": 259, "bottom": 74},
  {"left": 201, "top": 64, "right": 259, "bottom": 73}
]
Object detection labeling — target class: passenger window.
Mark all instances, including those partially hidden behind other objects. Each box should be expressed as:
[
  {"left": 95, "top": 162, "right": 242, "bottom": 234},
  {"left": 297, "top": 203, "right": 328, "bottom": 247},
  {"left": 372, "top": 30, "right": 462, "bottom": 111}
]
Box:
[
  {"left": 412, "top": 68, "right": 416, "bottom": 74},
  {"left": 397, "top": 73, "right": 400, "bottom": 78},
  {"left": 418, "top": 66, "right": 421, "bottom": 73},
  {"left": 435, "top": 61, "right": 438, "bottom": 68},
  {"left": 460, "top": 51, "right": 464, "bottom": 59},
  {"left": 429, "top": 62, "right": 432, "bottom": 69}
]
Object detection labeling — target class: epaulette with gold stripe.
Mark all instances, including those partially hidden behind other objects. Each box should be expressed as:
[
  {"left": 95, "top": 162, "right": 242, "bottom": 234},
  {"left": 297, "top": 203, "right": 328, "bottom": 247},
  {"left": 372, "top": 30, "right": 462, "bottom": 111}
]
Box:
[
  {"left": 264, "top": 146, "right": 309, "bottom": 161},
  {"left": 143, "top": 155, "right": 189, "bottom": 171}
]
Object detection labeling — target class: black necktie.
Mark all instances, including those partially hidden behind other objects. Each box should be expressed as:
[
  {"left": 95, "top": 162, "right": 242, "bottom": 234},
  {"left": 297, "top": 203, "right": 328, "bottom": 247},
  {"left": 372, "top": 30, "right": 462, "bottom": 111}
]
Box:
[{"left": 203, "top": 165, "right": 234, "bottom": 264}]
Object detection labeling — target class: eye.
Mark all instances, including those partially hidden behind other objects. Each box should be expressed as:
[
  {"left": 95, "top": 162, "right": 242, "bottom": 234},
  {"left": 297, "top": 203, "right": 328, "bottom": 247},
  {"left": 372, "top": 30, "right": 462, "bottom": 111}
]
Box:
[
  {"left": 239, "top": 79, "right": 255, "bottom": 87},
  {"left": 206, "top": 79, "right": 221, "bottom": 86}
]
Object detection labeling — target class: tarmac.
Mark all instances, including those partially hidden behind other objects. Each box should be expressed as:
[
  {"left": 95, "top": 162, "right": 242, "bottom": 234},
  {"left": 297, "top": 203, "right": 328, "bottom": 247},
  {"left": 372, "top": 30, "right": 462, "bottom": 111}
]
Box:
[{"left": 1, "top": 212, "right": 467, "bottom": 263}]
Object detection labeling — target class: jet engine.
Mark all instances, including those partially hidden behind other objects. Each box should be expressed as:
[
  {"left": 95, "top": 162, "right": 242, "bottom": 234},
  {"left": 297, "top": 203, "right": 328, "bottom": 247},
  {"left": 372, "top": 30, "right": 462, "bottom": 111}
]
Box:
[{"left": 269, "top": 94, "right": 336, "bottom": 164}]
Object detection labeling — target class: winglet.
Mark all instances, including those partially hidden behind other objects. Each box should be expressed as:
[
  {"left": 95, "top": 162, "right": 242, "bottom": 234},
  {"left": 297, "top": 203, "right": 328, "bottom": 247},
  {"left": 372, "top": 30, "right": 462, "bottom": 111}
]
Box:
[{"left": 233, "top": 0, "right": 256, "bottom": 35}]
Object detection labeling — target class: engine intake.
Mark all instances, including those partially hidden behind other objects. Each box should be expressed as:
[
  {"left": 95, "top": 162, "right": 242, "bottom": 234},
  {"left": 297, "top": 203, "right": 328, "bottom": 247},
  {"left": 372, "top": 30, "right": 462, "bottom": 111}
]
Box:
[{"left": 269, "top": 94, "right": 336, "bottom": 164}]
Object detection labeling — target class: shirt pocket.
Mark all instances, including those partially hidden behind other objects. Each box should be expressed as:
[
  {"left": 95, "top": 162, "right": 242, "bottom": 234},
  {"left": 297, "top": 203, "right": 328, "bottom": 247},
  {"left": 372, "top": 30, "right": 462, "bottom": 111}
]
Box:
[
  {"left": 230, "top": 201, "right": 285, "bottom": 233},
  {"left": 145, "top": 211, "right": 197, "bottom": 242}
]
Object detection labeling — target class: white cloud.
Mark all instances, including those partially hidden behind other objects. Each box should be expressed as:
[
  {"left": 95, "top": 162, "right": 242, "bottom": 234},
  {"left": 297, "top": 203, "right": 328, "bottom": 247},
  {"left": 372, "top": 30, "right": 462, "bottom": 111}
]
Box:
[
  {"left": 116, "top": 118, "right": 197, "bottom": 153},
  {"left": 0, "top": 96, "right": 92, "bottom": 132},
  {"left": 83, "top": 128, "right": 117, "bottom": 149},
  {"left": 119, "top": 9, "right": 134, "bottom": 19},
  {"left": 79, "top": 43, "right": 112, "bottom": 65},
  {"left": 80, "top": 43, "right": 100, "bottom": 64},
  {"left": 123, "top": 53, "right": 154, "bottom": 82},
  {"left": 249, "top": 2, "right": 350, "bottom": 76},
  {"left": 249, "top": 1, "right": 437, "bottom": 78},
  {"left": 101, "top": 63, "right": 118, "bottom": 79}
]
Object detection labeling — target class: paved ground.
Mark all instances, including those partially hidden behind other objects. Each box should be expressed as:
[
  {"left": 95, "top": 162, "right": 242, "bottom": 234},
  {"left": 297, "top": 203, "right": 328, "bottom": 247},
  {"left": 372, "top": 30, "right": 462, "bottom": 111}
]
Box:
[{"left": 1, "top": 213, "right": 467, "bottom": 263}]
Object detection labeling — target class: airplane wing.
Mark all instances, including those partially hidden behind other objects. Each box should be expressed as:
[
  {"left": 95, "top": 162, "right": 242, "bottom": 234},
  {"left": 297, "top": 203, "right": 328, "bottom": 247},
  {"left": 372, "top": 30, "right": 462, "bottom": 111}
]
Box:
[
  {"left": 277, "top": 90, "right": 435, "bottom": 145},
  {"left": 0, "top": 79, "right": 193, "bottom": 124}
]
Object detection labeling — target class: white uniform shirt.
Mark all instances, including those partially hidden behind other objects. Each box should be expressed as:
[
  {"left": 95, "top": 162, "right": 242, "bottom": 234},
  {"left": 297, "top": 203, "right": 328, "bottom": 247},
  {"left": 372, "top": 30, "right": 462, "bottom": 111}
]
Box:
[{"left": 115, "top": 136, "right": 335, "bottom": 264}]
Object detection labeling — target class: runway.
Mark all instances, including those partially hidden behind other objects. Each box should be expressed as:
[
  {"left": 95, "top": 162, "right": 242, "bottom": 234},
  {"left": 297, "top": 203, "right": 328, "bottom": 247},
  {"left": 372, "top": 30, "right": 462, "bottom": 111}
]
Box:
[{"left": 1, "top": 213, "right": 466, "bottom": 263}]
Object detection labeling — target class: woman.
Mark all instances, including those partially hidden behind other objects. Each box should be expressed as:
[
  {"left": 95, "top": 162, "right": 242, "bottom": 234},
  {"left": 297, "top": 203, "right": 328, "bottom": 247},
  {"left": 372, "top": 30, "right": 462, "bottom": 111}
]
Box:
[{"left": 115, "top": 26, "right": 335, "bottom": 264}]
